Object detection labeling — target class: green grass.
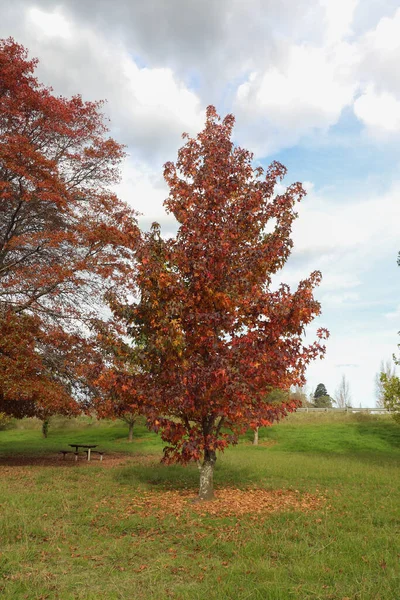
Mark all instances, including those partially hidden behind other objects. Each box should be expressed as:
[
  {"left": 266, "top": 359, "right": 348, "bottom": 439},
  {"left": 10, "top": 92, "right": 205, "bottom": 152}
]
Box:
[{"left": 0, "top": 413, "right": 399, "bottom": 599}]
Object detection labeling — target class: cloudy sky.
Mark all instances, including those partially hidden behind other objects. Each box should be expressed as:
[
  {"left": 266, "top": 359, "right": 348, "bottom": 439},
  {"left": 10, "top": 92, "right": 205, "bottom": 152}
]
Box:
[{"left": 2, "top": 0, "right": 400, "bottom": 406}]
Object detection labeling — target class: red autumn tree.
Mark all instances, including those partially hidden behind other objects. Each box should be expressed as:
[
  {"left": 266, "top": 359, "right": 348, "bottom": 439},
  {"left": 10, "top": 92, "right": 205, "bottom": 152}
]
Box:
[
  {"left": 108, "top": 107, "right": 328, "bottom": 500},
  {"left": 0, "top": 38, "right": 139, "bottom": 418},
  {"left": 93, "top": 340, "right": 146, "bottom": 442}
]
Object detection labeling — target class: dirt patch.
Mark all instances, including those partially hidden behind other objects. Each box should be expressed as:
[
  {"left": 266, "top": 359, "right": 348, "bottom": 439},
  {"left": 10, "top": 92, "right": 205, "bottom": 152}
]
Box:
[
  {"left": 0, "top": 452, "right": 139, "bottom": 469},
  {"left": 125, "top": 487, "right": 326, "bottom": 519}
]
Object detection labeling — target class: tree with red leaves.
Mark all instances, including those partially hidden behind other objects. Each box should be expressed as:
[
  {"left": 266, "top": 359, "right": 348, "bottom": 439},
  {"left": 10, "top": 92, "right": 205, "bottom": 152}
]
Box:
[
  {"left": 0, "top": 39, "right": 139, "bottom": 418},
  {"left": 109, "top": 106, "right": 328, "bottom": 500},
  {"left": 94, "top": 345, "right": 146, "bottom": 441}
]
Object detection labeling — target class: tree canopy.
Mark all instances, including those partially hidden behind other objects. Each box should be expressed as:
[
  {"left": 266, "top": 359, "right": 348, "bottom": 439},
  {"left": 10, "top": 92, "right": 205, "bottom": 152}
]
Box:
[{"left": 0, "top": 38, "right": 139, "bottom": 418}]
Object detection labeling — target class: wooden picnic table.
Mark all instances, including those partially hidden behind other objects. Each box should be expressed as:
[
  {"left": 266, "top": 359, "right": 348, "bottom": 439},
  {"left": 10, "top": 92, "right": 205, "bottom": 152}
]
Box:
[{"left": 69, "top": 444, "right": 97, "bottom": 461}]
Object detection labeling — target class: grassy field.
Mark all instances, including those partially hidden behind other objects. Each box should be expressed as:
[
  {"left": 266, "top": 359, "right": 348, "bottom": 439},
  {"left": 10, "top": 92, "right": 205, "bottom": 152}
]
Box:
[{"left": 0, "top": 412, "right": 399, "bottom": 599}]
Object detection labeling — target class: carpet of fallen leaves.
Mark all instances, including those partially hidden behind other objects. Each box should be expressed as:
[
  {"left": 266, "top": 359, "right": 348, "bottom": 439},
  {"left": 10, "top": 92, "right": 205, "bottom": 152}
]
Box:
[{"left": 125, "top": 487, "right": 326, "bottom": 519}]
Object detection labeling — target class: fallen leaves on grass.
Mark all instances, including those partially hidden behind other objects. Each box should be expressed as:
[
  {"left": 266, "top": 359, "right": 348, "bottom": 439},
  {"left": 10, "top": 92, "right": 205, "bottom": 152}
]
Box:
[{"left": 125, "top": 487, "right": 326, "bottom": 519}]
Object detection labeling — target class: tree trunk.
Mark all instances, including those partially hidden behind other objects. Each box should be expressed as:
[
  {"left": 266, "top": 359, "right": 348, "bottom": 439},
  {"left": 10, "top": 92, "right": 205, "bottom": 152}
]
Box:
[
  {"left": 128, "top": 421, "right": 135, "bottom": 442},
  {"left": 42, "top": 419, "right": 49, "bottom": 438},
  {"left": 198, "top": 449, "right": 216, "bottom": 501},
  {"left": 253, "top": 427, "right": 259, "bottom": 445}
]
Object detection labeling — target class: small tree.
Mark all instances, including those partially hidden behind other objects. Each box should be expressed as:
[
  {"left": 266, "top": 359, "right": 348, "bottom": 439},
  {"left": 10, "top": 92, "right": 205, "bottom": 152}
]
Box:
[
  {"left": 41, "top": 418, "right": 50, "bottom": 439},
  {"left": 120, "top": 411, "right": 137, "bottom": 442},
  {"left": 110, "top": 107, "right": 328, "bottom": 500},
  {"left": 313, "top": 395, "right": 333, "bottom": 408},
  {"left": 375, "top": 360, "right": 395, "bottom": 408},
  {"left": 334, "top": 374, "right": 352, "bottom": 408},
  {"left": 380, "top": 373, "right": 400, "bottom": 423},
  {"left": 290, "top": 385, "right": 310, "bottom": 407},
  {"left": 377, "top": 252, "right": 400, "bottom": 421},
  {"left": 94, "top": 374, "right": 143, "bottom": 441},
  {"left": 93, "top": 327, "right": 147, "bottom": 440}
]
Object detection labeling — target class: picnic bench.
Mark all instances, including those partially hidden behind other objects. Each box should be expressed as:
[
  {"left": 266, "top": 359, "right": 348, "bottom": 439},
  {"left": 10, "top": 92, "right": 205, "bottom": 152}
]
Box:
[
  {"left": 59, "top": 444, "right": 104, "bottom": 462},
  {"left": 69, "top": 443, "right": 97, "bottom": 461}
]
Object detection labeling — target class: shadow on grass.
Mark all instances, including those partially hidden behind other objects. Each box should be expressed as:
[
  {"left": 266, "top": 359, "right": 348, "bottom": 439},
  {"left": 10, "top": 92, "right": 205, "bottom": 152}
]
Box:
[
  {"left": 353, "top": 420, "right": 400, "bottom": 450},
  {"left": 0, "top": 451, "right": 134, "bottom": 468},
  {"left": 114, "top": 457, "right": 262, "bottom": 492},
  {"left": 251, "top": 418, "right": 400, "bottom": 456}
]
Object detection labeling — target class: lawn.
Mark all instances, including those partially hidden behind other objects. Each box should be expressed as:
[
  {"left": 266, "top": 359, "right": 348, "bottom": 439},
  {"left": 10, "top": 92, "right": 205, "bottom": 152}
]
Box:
[{"left": 0, "top": 413, "right": 399, "bottom": 599}]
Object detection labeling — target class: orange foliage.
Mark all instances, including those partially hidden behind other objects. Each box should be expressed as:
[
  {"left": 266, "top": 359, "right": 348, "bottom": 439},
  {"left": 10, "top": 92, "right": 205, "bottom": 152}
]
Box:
[{"left": 0, "top": 39, "right": 139, "bottom": 418}]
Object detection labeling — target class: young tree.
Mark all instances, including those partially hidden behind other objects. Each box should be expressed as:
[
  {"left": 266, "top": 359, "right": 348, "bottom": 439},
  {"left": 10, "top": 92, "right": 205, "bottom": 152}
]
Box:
[
  {"left": 122, "top": 413, "right": 136, "bottom": 442},
  {"left": 334, "top": 374, "right": 352, "bottom": 408},
  {"left": 290, "top": 384, "right": 310, "bottom": 407},
  {"left": 110, "top": 107, "right": 328, "bottom": 500},
  {"left": 93, "top": 327, "right": 147, "bottom": 439},
  {"left": 95, "top": 372, "right": 142, "bottom": 443},
  {"left": 380, "top": 255, "right": 400, "bottom": 421},
  {"left": 380, "top": 372, "right": 400, "bottom": 423},
  {"left": 0, "top": 39, "right": 139, "bottom": 418},
  {"left": 313, "top": 395, "right": 333, "bottom": 408},
  {"left": 375, "top": 360, "right": 395, "bottom": 408}
]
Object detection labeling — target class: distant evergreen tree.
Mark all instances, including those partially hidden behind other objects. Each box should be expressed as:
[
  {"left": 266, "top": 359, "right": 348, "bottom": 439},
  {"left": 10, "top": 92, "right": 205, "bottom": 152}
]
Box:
[
  {"left": 314, "top": 383, "right": 328, "bottom": 398},
  {"left": 313, "top": 383, "right": 332, "bottom": 408}
]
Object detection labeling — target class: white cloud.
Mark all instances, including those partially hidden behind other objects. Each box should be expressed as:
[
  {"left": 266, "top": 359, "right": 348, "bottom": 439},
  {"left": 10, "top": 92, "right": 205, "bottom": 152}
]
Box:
[
  {"left": 3, "top": 5, "right": 205, "bottom": 161},
  {"left": 354, "top": 86, "right": 400, "bottom": 134},
  {"left": 359, "top": 4, "right": 400, "bottom": 86},
  {"left": 366, "top": 8, "right": 400, "bottom": 54},
  {"left": 234, "top": 41, "right": 358, "bottom": 156},
  {"left": 320, "top": 0, "right": 358, "bottom": 44},
  {"left": 231, "top": 3, "right": 400, "bottom": 152},
  {"left": 292, "top": 181, "right": 400, "bottom": 258},
  {"left": 119, "top": 57, "right": 205, "bottom": 153},
  {"left": 351, "top": 7, "right": 400, "bottom": 137},
  {"left": 27, "top": 7, "right": 73, "bottom": 39}
]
